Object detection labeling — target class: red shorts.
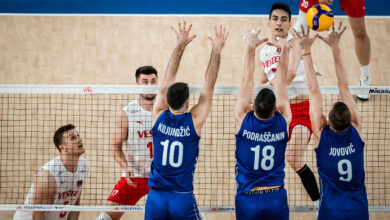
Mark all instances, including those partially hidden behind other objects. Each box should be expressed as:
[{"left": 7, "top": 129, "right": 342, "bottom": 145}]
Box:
[
  {"left": 107, "top": 177, "right": 150, "bottom": 205},
  {"left": 289, "top": 101, "right": 313, "bottom": 141},
  {"left": 299, "top": 0, "right": 365, "bottom": 17},
  {"left": 340, "top": 0, "right": 365, "bottom": 17}
]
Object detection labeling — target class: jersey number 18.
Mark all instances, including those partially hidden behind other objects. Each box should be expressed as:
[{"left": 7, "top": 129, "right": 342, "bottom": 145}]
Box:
[{"left": 251, "top": 145, "right": 275, "bottom": 171}]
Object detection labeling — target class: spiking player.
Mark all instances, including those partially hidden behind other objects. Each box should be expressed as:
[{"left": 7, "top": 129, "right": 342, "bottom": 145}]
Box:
[
  {"left": 96, "top": 66, "right": 158, "bottom": 220},
  {"left": 144, "top": 22, "right": 228, "bottom": 220},
  {"left": 259, "top": 2, "right": 321, "bottom": 207},
  {"left": 295, "top": 0, "right": 371, "bottom": 100},
  {"left": 235, "top": 28, "right": 291, "bottom": 219},
  {"left": 295, "top": 22, "right": 369, "bottom": 219},
  {"left": 14, "top": 124, "right": 89, "bottom": 220}
]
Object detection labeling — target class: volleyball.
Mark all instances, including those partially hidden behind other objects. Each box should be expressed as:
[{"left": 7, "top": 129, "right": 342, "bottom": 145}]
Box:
[{"left": 306, "top": 4, "right": 334, "bottom": 32}]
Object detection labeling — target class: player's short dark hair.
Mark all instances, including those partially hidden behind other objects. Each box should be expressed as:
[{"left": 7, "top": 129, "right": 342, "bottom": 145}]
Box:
[
  {"left": 329, "top": 101, "right": 351, "bottom": 132},
  {"left": 269, "top": 3, "right": 292, "bottom": 21},
  {"left": 254, "top": 88, "right": 276, "bottom": 119},
  {"left": 53, "top": 124, "right": 75, "bottom": 152},
  {"left": 135, "top": 66, "right": 158, "bottom": 82},
  {"left": 167, "top": 82, "right": 189, "bottom": 110}
]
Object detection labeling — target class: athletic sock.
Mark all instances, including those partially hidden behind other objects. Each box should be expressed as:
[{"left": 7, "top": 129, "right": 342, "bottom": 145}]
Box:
[
  {"left": 360, "top": 64, "right": 370, "bottom": 79},
  {"left": 297, "top": 164, "right": 320, "bottom": 201},
  {"left": 96, "top": 212, "right": 112, "bottom": 220}
]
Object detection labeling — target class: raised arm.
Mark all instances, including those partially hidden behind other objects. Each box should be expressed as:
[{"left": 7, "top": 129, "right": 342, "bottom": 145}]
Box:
[
  {"left": 153, "top": 22, "right": 197, "bottom": 122},
  {"left": 269, "top": 38, "right": 292, "bottom": 126},
  {"left": 235, "top": 29, "right": 268, "bottom": 132},
  {"left": 258, "top": 62, "right": 269, "bottom": 85},
  {"left": 294, "top": 26, "right": 326, "bottom": 143},
  {"left": 190, "top": 25, "right": 228, "bottom": 135},
  {"left": 32, "top": 170, "right": 56, "bottom": 220},
  {"left": 286, "top": 38, "right": 301, "bottom": 85},
  {"left": 319, "top": 22, "right": 361, "bottom": 132}
]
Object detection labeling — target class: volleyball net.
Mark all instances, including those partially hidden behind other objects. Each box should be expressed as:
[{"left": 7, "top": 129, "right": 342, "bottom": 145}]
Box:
[{"left": 0, "top": 85, "right": 389, "bottom": 212}]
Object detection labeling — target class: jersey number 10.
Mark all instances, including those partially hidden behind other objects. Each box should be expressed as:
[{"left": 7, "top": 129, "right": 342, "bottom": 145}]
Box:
[{"left": 161, "top": 140, "right": 183, "bottom": 168}]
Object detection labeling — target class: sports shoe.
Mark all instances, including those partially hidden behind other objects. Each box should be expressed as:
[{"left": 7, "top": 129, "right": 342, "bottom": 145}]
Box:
[{"left": 357, "top": 73, "right": 370, "bottom": 100}]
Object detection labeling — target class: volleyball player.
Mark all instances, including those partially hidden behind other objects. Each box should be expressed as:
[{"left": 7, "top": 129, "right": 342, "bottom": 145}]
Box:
[
  {"left": 295, "top": 22, "right": 369, "bottom": 219},
  {"left": 259, "top": 2, "right": 320, "bottom": 206},
  {"left": 14, "top": 124, "right": 89, "bottom": 220},
  {"left": 295, "top": 0, "right": 371, "bottom": 100},
  {"left": 235, "top": 29, "right": 291, "bottom": 219},
  {"left": 97, "top": 66, "right": 158, "bottom": 220},
  {"left": 144, "top": 22, "right": 228, "bottom": 220}
]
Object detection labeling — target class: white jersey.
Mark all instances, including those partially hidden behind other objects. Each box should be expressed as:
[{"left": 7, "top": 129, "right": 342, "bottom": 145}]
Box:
[
  {"left": 14, "top": 157, "right": 89, "bottom": 220},
  {"left": 122, "top": 100, "right": 153, "bottom": 178},
  {"left": 260, "top": 33, "right": 308, "bottom": 98}
]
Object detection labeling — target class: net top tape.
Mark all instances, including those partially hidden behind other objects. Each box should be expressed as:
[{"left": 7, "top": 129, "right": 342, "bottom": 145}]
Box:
[{"left": 0, "top": 85, "right": 389, "bottom": 95}]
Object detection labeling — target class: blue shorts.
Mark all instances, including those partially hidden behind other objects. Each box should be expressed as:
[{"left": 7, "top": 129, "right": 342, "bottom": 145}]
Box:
[
  {"left": 145, "top": 188, "right": 201, "bottom": 220},
  {"left": 235, "top": 187, "right": 289, "bottom": 220},
  {"left": 318, "top": 205, "right": 369, "bottom": 220}
]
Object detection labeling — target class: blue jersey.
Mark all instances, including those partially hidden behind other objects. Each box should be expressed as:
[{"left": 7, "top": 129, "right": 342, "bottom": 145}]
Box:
[
  {"left": 148, "top": 110, "right": 200, "bottom": 193},
  {"left": 315, "top": 125, "right": 368, "bottom": 210},
  {"left": 235, "top": 111, "right": 288, "bottom": 195}
]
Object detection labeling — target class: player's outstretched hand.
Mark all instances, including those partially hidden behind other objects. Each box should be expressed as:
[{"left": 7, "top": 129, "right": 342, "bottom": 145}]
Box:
[
  {"left": 208, "top": 25, "right": 229, "bottom": 53},
  {"left": 293, "top": 25, "right": 319, "bottom": 53},
  {"left": 243, "top": 28, "right": 268, "bottom": 49},
  {"left": 318, "top": 21, "right": 347, "bottom": 49},
  {"left": 267, "top": 36, "right": 290, "bottom": 51},
  {"left": 171, "top": 21, "right": 197, "bottom": 48},
  {"left": 125, "top": 166, "right": 136, "bottom": 187}
]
